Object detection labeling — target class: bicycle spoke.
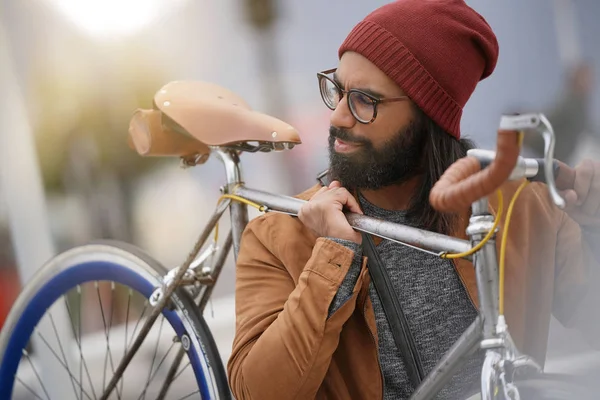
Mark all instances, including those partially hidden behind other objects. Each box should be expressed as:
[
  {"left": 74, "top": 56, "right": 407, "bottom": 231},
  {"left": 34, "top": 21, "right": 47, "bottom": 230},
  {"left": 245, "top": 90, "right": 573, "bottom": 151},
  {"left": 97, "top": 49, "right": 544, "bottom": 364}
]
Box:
[
  {"left": 64, "top": 296, "right": 83, "bottom": 400},
  {"left": 150, "top": 341, "right": 177, "bottom": 380},
  {"left": 23, "top": 348, "right": 52, "bottom": 400},
  {"left": 78, "top": 288, "right": 83, "bottom": 400},
  {"left": 96, "top": 282, "right": 109, "bottom": 392},
  {"left": 141, "top": 316, "right": 165, "bottom": 400},
  {"left": 77, "top": 287, "right": 83, "bottom": 400},
  {"left": 106, "top": 283, "right": 121, "bottom": 400},
  {"left": 128, "top": 301, "right": 149, "bottom": 346},
  {"left": 95, "top": 299, "right": 149, "bottom": 399},
  {"left": 175, "top": 390, "right": 200, "bottom": 400},
  {"left": 120, "top": 288, "right": 132, "bottom": 396},
  {"left": 16, "top": 375, "right": 47, "bottom": 400},
  {"left": 95, "top": 282, "right": 121, "bottom": 399},
  {"left": 172, "top": 361, "right": 191, "bottom": 383},
  {"left": 8, "top": 243, "right": 220, "bottom": 400},
  {"left": 76, "top": 285, "right": 98, "bottom": 400},
  {"left": 156, "top": 346, "right": 186, "bottom": 400},
  {"left": 35, "top": 331, "right": 94, "bottom": 400},
  {"left": 136, "top": 340, "right": 176, "bottom": 400},
  {"left": 48, "top": 312, "right": 80, "bottom": 398}
]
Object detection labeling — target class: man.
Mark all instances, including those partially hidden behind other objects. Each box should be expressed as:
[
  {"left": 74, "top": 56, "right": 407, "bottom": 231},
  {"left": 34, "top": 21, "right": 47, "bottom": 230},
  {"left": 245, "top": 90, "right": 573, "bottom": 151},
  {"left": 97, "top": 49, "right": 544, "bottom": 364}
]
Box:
[{"left": 227, "top": 1, "right": 600, "bottom": 399}]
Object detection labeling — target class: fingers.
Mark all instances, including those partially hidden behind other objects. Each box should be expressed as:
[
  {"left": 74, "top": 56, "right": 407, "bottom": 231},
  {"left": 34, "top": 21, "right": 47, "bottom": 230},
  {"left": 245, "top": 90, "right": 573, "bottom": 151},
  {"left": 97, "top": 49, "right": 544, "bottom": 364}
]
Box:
[
  {"left": 581, "top": 160, "right": 600, "bottom": 216},
  {"left": 555, "top": 160, "right": 576, "bottom": 191},
  {"left": 314, "top": 181, "right": 363, "bottom": 214},
  {"left": 327, "top": 186, "right": 363, "bottom": 214},
  {"left": 563, "top": 159, "right": 600, "bottom": 226},
  {"left": 574, "top": 159, "right": 594, "bottom": 207},
  {"left": 560, "top": 189, "right": 579, "bottom": 209},
  {"left": 301, "top": 182, "right": 363, "bottom": 242},
  {"left": 316, "top": 186, "right": 329, "bottom": 195},
  {"left": 343, "top": 191, "right": 364, "bottom": 214}
]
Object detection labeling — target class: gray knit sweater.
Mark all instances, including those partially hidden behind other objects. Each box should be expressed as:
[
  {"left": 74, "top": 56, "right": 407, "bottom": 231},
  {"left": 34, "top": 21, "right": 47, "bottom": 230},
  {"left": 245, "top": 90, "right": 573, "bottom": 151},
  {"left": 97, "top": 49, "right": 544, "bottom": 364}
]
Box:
[{"left": 328, "top": 195, "right": 482, "bottom": 399}]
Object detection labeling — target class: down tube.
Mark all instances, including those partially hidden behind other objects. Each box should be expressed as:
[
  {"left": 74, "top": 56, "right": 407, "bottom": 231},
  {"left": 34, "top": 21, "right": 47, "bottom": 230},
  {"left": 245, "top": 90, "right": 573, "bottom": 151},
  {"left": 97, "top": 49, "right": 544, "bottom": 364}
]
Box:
[{"left": 410, "top": 316, "right": 483, "bottom": 399}]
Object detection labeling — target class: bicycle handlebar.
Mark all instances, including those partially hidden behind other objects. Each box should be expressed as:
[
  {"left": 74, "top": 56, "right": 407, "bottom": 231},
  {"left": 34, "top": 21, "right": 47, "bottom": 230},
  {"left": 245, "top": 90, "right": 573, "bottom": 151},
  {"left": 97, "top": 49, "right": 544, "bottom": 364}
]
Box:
[
  {"left": 429, "top": 129, "right": 521, "bottom": 212},
  {"left": 429, "top": 114, "right": 576, "bottom": 213}
]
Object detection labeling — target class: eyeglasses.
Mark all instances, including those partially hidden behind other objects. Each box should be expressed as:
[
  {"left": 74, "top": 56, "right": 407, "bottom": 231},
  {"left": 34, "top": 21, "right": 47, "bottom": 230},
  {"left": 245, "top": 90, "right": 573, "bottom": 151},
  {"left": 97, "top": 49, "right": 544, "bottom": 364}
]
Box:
[{"left": 317, "top": 68, "right": 410, "bottom": 124}]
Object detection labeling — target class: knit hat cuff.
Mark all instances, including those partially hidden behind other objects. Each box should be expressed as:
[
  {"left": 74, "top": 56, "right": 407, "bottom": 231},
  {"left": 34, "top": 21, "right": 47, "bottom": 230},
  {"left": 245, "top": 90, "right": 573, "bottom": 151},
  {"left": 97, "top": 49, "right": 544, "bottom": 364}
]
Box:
[{"left": 339, "top": 20, "right": 462, "bottom": 139}]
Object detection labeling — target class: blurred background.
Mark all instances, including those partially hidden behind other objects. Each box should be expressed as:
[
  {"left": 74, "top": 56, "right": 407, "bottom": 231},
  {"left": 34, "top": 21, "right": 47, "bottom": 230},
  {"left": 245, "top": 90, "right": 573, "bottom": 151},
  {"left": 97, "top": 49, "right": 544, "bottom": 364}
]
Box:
[{"left": 1, "top": 0, "right": 600, "bottom": 397}]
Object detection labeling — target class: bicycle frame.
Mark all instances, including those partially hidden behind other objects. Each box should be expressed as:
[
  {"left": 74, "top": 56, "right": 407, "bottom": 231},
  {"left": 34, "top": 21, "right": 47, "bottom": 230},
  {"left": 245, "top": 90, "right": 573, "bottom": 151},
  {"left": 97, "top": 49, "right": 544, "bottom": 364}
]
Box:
[
  {"left": 103, "top": 114, "right": 560, "bottom": 399},
  {"left": 213, "top": 149, "right": 540, "bottom": 400},
  {"left": 124, "top": 148, "right": 540, "bottom": 400}
]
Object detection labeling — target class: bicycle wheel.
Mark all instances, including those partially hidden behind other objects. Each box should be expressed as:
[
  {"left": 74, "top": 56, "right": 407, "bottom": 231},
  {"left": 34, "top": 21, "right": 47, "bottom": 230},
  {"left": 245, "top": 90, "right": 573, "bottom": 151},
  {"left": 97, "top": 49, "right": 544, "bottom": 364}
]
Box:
[{"left": 0, "top": 241, "right": 231, "bottom": 399}]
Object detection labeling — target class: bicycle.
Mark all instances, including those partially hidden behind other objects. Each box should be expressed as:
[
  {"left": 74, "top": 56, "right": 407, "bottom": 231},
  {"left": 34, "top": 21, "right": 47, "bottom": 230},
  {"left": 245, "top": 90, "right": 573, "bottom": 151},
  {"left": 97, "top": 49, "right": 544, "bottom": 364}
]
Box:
[{"left": 0, "top": 80, "right": 595, "bottom": 399}]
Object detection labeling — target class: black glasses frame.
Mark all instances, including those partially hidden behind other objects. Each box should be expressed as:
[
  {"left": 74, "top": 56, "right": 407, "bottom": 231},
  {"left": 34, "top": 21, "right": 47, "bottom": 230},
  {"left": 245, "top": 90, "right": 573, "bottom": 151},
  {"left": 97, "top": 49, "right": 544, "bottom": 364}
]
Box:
[{"left": 317, "top": 68, "right": 410, "bottom": 124}]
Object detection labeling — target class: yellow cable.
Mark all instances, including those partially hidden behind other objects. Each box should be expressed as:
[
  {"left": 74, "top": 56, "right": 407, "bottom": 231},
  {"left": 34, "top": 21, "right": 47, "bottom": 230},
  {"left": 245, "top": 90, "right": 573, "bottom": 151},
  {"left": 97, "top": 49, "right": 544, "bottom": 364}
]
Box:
[
  {"left": 517, "top": 130, "right": 524, "bottom": 147},
  {"left": 212, "top": 194, "right": 268, "bottom": 242},
  {"left": 213, "top": 221, "right": 219, "bottom": 242},
  {"left": 442, "top": 190, "right": 504, "bottom": 259},
  {"left": 218, "top": 194, "right": 267, "bottom": 212},
  {"left": 499, "top": 179, "right": 529, "bottom": 315},
  {"left": 497, "top": 130, "right": 526, "bottom": 314}
]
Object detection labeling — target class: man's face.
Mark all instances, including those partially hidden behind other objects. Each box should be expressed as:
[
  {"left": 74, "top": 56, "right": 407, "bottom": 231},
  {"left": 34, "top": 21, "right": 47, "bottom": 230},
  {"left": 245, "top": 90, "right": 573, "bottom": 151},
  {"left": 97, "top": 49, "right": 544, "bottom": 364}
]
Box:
[{"left": 327, "top": 52, "right": 426, "bottom": 189}]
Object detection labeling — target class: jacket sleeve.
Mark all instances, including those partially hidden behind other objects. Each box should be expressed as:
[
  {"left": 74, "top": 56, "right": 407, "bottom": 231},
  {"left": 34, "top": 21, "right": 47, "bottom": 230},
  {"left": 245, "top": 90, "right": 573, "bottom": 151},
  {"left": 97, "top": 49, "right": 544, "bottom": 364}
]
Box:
[
  {"left": 552, "top": 212, "right": 600, "bottom": 348},
  {"left": 227, "top": 215, "right": 364, "bottom": 399},
  {"left": 327, "top": 238, "right": 363, "bottom": 317}
]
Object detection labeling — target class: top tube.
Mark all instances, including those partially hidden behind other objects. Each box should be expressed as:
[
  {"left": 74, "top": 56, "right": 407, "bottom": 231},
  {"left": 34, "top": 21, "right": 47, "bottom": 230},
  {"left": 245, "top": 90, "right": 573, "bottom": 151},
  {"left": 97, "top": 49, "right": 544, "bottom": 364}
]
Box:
[{"left": 232, "top": 185, "right": 471, "bottom": 257}]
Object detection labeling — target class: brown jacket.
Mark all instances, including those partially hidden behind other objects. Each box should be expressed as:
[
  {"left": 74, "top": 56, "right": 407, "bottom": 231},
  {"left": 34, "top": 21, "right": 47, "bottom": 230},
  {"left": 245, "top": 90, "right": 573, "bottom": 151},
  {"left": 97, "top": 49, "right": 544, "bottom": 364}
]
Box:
[{"left": 227, "top": 180, "right": 600, "bottom": 400}]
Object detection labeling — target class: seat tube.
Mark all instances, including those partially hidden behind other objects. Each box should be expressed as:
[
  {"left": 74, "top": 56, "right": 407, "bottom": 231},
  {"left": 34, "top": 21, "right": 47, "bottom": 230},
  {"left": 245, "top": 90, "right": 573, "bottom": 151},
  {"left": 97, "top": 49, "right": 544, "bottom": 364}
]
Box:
[
  {"left": 467, "top": 197, "right": 500, "bottom": 338},
  {"left": 215, "top": 149, "right": 248, "bottom": 260}
]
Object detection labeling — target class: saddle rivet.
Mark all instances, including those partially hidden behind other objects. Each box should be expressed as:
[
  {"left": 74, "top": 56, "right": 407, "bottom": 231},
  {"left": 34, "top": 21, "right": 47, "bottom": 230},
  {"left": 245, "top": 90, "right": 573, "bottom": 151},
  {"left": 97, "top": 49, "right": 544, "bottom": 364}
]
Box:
[
  {"left": 163, "top": 101, "right": 171, "bottom": 106},
  {"left": 271, "top": 131, "right": 277, "bottom": 138}
]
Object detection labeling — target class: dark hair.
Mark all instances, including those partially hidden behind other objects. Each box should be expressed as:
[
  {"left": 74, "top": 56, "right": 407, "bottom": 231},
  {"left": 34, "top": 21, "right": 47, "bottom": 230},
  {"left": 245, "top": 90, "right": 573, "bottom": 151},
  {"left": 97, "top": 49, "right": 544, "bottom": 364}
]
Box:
[{"left": 406, "top": 108, "right": 476, "bottom": 235}]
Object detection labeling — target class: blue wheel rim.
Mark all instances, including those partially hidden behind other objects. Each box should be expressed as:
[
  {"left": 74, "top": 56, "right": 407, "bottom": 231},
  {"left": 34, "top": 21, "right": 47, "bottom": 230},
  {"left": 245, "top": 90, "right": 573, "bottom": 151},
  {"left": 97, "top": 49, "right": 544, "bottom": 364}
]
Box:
[{"left": 0, "top": 261, "right": 210, "bottom": 399}]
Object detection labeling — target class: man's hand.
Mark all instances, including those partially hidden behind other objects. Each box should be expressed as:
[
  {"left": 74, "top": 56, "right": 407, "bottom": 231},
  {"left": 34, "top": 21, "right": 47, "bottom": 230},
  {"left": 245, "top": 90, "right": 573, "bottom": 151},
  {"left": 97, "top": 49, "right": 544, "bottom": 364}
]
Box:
[
  {"left": 298, "top": 181, "right": 363, "bottom": 244},
  {"left": 559, "top": 159, "right": 600, "bottom": 227}
]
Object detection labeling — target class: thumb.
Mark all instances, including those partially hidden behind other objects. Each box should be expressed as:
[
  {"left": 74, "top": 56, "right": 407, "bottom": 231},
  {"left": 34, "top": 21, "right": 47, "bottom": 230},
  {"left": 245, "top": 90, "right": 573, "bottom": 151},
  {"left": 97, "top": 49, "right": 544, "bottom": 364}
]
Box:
[
  {"left": 560, "top": 189, "right": 579, "bottom": 208},
  {"left": 329, "top": 180, "right": 342, "bottom": 189}
]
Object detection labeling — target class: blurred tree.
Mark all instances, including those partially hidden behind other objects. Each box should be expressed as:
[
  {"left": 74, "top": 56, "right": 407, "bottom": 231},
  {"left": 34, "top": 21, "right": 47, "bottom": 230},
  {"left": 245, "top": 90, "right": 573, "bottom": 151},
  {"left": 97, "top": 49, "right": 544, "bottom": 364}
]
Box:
[
  {"left": 242, "top": 0, "right": 307, "bottom": 194},
  {"left": 243, "top": 0, "right": 278, "bottom": 31},
  {"left": 25, "top": 41, "right": 173, "bottom": 331},
  {"left": 28, "top": 41, "right": 171, "bottom": 243},
  {"left": 31, "top": 54, "right": 167, "bottom": 193},
  {"left": 242, "top": 0, "right": 287, "bottom": 119}
]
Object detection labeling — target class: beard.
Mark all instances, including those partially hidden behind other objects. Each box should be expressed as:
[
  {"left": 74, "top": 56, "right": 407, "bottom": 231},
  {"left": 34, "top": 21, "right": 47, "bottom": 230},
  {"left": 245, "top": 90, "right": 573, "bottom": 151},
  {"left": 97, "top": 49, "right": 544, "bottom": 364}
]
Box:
[{"left": 328, "top": 119, "right": 426, "bottom": 190}]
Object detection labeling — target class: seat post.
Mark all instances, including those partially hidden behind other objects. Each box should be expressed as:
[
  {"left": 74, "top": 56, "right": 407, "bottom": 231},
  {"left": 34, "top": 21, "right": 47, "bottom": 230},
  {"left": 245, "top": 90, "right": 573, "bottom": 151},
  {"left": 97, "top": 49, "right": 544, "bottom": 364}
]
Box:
[{"left": 214, "top": 148, "right": 248, "bottom": 260}]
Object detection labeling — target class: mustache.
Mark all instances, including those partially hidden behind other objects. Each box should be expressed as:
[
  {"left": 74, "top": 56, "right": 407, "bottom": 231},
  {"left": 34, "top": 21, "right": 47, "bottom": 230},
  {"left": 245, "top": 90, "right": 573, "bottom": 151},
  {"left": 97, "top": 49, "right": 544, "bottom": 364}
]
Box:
[{"left": 329, "top": 126, "right": 371, "bottom": 146}]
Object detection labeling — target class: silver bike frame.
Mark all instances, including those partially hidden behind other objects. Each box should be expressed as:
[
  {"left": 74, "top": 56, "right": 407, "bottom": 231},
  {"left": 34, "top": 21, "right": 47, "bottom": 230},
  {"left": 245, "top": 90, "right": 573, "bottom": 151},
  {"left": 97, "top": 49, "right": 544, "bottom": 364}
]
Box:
[
  {"left": 211, "top": 149, "right": 522, "bottom": 400},
  {"left": 208, "top": 113, "right": 561, "bottom": 399},
  {"left": 102, "top": 114, "right": 559, "bottom": 399}
]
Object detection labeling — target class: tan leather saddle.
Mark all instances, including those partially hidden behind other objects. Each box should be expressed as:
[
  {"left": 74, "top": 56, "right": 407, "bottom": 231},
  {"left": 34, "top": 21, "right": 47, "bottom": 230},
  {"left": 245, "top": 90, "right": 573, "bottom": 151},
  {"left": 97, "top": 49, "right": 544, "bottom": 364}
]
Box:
[{"left": 128, "top": 81, "right": 302, "bottom": 165}]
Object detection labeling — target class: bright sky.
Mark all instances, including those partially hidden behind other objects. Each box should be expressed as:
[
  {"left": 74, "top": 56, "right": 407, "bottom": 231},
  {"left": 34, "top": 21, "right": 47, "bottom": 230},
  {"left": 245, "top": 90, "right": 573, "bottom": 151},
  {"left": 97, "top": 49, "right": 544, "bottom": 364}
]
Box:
[{"left": 44, "top": 0, "right": 189, "bottom": 40}]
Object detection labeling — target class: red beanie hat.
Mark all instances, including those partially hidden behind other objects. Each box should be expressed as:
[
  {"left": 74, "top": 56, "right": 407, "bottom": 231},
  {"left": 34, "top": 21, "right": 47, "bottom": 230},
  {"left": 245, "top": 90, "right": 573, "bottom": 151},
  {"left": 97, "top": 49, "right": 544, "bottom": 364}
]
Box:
[{"left": 338, "top": 0, "right": 499, "bottom": 139}]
